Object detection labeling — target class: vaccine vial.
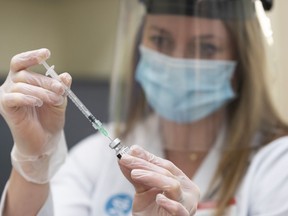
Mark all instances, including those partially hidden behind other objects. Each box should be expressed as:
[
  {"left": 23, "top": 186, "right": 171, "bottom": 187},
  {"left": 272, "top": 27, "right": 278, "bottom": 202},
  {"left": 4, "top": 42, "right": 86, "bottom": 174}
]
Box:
[{"left": 109, "top": 138, "right": 130, "bottom": 159}]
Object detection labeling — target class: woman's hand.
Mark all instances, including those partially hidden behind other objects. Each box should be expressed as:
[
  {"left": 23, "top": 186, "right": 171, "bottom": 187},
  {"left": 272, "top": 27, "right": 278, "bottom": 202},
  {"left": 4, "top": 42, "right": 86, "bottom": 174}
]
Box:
[
  {"left": 119, "top": 145, "right": 200, "bottom": 216},
  {"left": 0, "top": 48, "right": 71, "bottom": 156}
]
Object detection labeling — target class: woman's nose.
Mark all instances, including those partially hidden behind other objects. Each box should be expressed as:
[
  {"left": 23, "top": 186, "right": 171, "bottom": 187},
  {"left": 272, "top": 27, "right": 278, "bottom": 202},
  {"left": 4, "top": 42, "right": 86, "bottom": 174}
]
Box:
[{"left": 171, "top": 45, "right": 188, "bottom": 58}]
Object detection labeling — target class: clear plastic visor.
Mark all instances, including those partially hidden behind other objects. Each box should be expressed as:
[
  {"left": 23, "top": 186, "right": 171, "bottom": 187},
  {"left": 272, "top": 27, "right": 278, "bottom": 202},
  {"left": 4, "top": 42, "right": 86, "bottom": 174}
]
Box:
[{"left": 110, "top": 0, "right": 273, "bottom": 152}]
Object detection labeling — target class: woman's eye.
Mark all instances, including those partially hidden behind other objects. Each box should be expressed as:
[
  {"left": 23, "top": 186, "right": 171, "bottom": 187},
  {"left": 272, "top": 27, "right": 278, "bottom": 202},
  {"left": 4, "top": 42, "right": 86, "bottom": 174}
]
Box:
[
  {"left": 199, "top": 43, "right": 220, "bottom": 58},
  {"left": 149, "top": 35, "right": 173, "bottom": 52},
  {"left": 187, "top": 41, "right": 222, "bottom": 59}
]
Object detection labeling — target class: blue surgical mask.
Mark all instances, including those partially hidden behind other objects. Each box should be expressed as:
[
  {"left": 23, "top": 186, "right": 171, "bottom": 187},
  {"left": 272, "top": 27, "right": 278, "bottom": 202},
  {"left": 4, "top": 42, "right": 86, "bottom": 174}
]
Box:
[{"left": 135, "top": 45, "right": 237, "bottom": 123}]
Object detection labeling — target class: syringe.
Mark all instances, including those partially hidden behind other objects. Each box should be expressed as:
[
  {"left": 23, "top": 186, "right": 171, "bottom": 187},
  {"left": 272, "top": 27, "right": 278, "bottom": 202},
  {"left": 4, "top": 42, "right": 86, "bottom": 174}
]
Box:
[{"left": 41, "top": 61, "right": 129, "bottom": 159}]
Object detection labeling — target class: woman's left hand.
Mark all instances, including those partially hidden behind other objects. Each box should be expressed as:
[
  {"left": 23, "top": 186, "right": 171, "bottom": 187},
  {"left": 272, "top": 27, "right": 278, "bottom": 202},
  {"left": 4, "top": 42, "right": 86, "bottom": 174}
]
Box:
[{"left": 118, "top": 145, "right": 200, "bottom": 216}]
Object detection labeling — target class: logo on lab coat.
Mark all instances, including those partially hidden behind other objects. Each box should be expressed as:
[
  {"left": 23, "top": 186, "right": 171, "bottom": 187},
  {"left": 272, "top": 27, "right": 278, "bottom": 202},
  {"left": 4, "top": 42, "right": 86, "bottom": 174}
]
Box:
[{"left": 105, "top": 193, "right": 133, "bottom": 216}]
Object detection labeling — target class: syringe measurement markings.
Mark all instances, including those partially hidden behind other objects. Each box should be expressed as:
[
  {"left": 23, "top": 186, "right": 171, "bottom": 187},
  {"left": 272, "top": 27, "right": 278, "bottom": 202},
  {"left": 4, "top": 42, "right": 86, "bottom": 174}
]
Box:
[{"left": 65, "top": 88, "right": 91, "bottom": 117}]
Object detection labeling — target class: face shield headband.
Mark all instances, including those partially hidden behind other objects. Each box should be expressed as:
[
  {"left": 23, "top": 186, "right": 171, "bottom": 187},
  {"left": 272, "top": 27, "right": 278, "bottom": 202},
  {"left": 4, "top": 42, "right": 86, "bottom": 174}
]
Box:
[{"left": 139, "top": 0, "right": 256, "bottom": 20}]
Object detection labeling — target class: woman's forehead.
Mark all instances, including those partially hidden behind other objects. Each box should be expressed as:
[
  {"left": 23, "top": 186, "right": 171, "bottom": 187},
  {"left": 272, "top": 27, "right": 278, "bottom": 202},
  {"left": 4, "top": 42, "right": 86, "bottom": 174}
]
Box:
[{"left": 144, "top": 15, "right": 229, "bottom": 38}]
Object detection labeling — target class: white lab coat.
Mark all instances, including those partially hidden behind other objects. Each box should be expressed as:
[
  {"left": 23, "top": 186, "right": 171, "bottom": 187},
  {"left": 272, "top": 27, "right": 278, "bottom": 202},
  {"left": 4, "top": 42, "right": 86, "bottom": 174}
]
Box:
[{"left": 1, "top": 115, "right": 288, "bottom": 216}]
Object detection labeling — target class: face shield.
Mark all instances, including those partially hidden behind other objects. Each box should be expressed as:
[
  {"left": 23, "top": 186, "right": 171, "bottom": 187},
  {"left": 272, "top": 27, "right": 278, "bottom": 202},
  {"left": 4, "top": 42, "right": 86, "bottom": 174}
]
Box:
[{"left": 110, "top": 0, "right": 274, "bottom": 152}]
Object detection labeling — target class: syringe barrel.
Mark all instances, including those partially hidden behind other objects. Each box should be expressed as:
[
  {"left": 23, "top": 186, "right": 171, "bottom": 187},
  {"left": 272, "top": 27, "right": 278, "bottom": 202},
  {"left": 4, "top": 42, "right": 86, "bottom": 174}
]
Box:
[
  {"left": 42, "top": 61, "right": 103, "bottom": 130},
  {"left": 65, "top": 88, "right": 92, "bottom": 119}
]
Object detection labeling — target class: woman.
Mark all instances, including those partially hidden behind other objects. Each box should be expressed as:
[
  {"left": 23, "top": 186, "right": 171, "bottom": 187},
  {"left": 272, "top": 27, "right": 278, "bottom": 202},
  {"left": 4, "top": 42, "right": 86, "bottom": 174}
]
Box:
[{"left": 1, "top": 0, "right": 288, "bottom": 215}]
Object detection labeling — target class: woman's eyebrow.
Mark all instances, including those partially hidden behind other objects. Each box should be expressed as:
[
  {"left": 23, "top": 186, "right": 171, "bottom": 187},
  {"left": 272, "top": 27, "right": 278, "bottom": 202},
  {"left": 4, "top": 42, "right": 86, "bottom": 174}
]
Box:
[
  {"left": 149, "top": 26, "right": 173, "bottom": 37},
  {"left": 188, "top": 34, "right": 225, "bottom": 49},
  {"left": 190, "top": 34, "right": 224, "bottom": 41},
  {"left": 148, "top": 28, "right": 222, "bottom": 41}
]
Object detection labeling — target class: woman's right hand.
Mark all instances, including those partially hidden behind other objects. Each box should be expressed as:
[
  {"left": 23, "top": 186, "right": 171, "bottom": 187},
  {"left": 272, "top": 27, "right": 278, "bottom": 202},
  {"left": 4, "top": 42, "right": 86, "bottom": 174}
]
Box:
[{"left": 0, "top": 48, "right": 71, "bottom": 157}]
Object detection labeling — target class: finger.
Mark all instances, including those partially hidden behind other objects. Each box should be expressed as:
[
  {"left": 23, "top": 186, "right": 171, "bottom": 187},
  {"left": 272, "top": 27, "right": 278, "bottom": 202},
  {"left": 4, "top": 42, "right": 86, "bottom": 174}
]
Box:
[
  {"left": 120, "top": 153, "right": 175, "bottom": 180},
  {"left": 156, "top": 193, "right": 193, "bottom": 216},
  {"left": 119, "top": 155, "right": 172, "bottom": 194},
  {"left": 10, "top": 83, "right": 64, "bottom": 106},
  {"left": 59, "top": 72, "right": 72, "bottom": 88},
  {"left": 118, "top": 159, "right": 150, "bottom": 193},
  {"left": 119, "top": 150, "right": 199, "bottom": 200},
  {"left": 131, "top": 169, "right": 183, "bottom": 201},
  {"left": 10, "top": 48, "right": 50, "bottom": 73},
  {"left": 119, "top": 153, "right": 181, "bottom": 195},
  {"left": 129, "top": 145, "right": 185, "bottom": 176},
  {"left": 12, "top": 70, "right": 65, "bottom": 95},
  {"left": 2, "top": 93, "right": 43, "bottom": 108}
]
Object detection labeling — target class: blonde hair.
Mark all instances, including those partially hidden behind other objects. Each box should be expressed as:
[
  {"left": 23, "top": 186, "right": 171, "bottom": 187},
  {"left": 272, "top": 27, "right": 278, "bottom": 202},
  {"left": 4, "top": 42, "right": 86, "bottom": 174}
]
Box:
[{"left": 212, "top": 17, "right": 288, "bottom": 216}]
